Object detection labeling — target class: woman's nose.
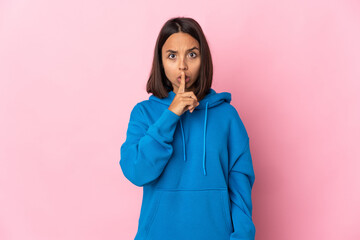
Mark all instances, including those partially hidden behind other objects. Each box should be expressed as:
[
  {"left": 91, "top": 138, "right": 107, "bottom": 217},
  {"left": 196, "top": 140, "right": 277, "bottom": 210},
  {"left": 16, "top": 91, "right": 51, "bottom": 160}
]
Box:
[{"left": 178, "top": 58, "right": 188, "bottom": 70}]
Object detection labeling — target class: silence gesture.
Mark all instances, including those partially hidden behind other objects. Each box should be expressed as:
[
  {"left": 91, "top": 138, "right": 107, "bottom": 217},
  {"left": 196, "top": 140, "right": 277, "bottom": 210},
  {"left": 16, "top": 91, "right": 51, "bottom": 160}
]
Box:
[{"left": 168, "top": 71, "right": 200, "bottom": 116}]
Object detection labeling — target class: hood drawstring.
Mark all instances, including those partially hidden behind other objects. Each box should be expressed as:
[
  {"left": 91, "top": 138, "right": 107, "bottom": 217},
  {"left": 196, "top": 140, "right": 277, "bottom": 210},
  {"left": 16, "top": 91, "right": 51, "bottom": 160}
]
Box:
[
  {"left": 203, "top": 102, "right": 209, "bottom": 176},
  {"left": 179, "top": 118, "right": 186, "bottom": 163},
  {"left": 179, "top": 101, "right": 209, "bottom": 176}
]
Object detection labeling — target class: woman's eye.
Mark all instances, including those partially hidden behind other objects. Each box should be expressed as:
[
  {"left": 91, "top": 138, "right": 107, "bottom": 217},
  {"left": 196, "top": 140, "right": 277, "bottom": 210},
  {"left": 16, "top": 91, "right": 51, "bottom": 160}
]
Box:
[
  {"left": 168, "top": 52, "right": 197, "bottom": 59},
  {"left": 189, "top": 52, "right": 197, "bottom": 58}
]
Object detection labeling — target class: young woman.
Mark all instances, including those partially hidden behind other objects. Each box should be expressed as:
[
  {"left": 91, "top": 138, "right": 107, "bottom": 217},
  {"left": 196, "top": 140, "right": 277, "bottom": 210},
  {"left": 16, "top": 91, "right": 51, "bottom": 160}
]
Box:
[{"left": 120, "top": 17, "right": 256, "bottom": 240}]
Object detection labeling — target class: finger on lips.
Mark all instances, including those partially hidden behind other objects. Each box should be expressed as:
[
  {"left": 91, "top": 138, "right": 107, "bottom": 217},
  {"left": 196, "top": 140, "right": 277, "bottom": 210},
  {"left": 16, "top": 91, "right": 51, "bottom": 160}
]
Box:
[
  {"left": 178, "top": 71, "right": 186, "bottom": 94},
  {"left": 178, "top": 71, "right": 200, "bottom": 113}
]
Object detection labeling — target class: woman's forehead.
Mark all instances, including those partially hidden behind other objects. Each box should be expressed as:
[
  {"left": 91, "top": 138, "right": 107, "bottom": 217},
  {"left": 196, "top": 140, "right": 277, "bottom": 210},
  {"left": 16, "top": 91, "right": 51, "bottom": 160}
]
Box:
[{"left": 163, "top": 33, "right": 199, "bottom": 51}]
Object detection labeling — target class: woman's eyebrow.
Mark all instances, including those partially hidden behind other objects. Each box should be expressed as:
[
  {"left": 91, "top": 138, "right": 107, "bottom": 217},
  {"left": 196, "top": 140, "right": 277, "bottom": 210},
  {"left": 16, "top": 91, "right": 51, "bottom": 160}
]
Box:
[{"left": 166, "top": 47, "right": 199, "bottom": 53}]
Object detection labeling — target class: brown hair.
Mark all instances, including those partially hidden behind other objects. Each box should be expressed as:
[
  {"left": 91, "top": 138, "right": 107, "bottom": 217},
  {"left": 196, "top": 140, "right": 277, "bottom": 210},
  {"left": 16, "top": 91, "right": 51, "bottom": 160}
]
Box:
[{"left": 146, "top": 17, "right": 213, "bottom": 101}]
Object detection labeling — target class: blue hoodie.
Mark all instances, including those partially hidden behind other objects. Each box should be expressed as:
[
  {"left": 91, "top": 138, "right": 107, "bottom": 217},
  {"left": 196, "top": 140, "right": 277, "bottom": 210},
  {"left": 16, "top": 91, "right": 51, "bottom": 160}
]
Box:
[{"left": 120, "top": 88, "right": 255, "bottom": 240}]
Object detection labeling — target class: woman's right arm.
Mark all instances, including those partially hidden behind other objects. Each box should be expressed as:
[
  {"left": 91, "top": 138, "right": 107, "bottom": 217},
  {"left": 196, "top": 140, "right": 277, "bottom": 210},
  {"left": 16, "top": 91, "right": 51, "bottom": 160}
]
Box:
[{"left": 119, "top": 103, "right": 180, "bottom": 187}]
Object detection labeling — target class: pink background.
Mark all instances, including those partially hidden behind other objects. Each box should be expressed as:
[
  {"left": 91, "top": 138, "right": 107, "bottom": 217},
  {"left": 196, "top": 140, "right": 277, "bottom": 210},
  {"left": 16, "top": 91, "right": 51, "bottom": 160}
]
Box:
[{"left": 1, "top": 0, "right": 359, "bottom": 239}]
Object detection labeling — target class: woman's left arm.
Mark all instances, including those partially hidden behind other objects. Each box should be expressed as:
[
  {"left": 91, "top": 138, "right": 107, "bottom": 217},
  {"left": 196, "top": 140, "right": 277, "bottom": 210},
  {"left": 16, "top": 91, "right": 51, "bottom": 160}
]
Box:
[{"left": 227, "top": 107, "right": 256, "bottom": 240}]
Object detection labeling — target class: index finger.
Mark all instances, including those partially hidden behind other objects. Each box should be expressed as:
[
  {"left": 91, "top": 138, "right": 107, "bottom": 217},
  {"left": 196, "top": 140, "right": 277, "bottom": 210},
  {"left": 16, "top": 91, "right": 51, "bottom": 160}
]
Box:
[{"left": 177, "top": 71, "right": 186, "bottom": 94}]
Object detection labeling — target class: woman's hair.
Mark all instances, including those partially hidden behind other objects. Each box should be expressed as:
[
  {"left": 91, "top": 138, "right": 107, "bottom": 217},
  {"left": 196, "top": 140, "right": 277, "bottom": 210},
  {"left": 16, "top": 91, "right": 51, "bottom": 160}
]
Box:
[{"left": 146, "top": 17, "right": 213, "bottom": 101}]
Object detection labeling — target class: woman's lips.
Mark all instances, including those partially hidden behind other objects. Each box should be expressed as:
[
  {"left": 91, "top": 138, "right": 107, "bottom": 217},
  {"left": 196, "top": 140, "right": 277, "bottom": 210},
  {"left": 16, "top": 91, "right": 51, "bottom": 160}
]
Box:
[{"left": 177, "top": 76, "right": 190, "bottom": 83}]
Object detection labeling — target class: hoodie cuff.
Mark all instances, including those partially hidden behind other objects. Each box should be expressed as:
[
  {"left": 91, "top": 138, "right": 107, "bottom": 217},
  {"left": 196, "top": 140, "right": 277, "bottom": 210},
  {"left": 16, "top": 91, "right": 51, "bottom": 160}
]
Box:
[{"left": 149, "top": 108, "right": 180, "bottom": 141}]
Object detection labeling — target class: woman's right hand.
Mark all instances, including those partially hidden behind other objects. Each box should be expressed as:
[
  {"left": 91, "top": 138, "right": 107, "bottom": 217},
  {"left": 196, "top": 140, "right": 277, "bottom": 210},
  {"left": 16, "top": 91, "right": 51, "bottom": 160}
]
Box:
[{"left": 168, "top": 71, "right": 200, "bottom": 116}]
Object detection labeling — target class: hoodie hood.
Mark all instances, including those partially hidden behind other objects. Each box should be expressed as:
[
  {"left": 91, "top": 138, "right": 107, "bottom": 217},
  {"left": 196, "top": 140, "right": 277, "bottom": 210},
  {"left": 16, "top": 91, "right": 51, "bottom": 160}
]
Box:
[{"left": 149, "top": 88, "right": 231, "bottom": 176}]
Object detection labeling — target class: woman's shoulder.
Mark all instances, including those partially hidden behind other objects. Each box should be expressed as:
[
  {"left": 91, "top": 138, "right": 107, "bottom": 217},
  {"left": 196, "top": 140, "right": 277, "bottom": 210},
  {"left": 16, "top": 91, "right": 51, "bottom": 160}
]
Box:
[
  {"left": 130, "top": 99, "right": 151, "bottom": 111},
  {"left": 220, "top": 102, "right": 247, "bottom": 128},
  {"left": 216, "top": 102, "right": 242, "bottom": 118},
  {"left": 133, "top": 99, "right": 159, "bottom": 112}
]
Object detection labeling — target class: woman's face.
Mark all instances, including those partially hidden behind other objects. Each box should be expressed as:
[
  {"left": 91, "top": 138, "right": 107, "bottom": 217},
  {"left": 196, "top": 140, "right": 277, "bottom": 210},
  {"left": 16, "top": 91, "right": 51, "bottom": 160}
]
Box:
[{"left": 161, "top": 32, "right": 201, "bottom": 94}]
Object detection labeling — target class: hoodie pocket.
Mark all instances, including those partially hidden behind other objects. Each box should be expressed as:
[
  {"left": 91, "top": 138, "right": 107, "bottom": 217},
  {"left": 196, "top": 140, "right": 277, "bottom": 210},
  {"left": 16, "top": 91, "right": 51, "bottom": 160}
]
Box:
[{"left": 144, "top": 189, "right": 233, "bottom": 240}]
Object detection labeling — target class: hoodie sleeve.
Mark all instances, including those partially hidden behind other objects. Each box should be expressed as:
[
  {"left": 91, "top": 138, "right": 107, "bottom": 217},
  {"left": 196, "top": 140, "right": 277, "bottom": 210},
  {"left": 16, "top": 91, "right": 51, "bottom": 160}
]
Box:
[
  {"left": 228, "top": 107, "right": 256, "bottom": 240},
  {"left": 120, "top": 103, "right": 180, "bottom": 187}
]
